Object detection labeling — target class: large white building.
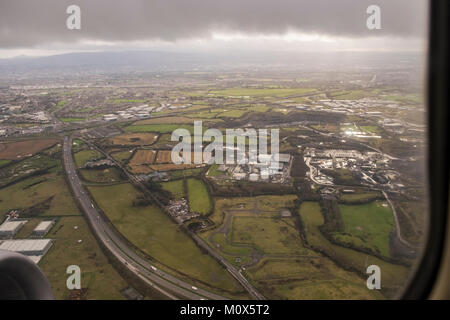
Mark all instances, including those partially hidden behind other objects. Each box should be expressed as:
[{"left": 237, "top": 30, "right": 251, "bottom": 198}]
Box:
[
  {"left": 33, "top": 220, "right": 55, "bottom": 237},
  {"left": 0, "top": 239, "right": 52, "bottom": 257},
  {"left": 0, "top": 220, "right": 27, "bottom": 238}
]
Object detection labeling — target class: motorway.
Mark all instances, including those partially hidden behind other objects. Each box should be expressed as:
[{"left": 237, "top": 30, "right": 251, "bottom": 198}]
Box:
[
  {"left": 81, "top": 138, "right": 266, "bottom": 300},
  {"left": 63, "top": 136, "right": 228, "bottom": 300}
]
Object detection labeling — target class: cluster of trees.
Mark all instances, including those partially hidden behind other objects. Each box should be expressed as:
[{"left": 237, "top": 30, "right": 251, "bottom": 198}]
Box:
[
  {"left": 142, "top": 180, "right": 172, "bottom": 206},
  {"left": 319, "top": 199, "right": 345, "bottom": 235}
]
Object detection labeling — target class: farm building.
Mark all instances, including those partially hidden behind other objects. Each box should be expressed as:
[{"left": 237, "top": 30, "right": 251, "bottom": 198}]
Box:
[
  {"left": 0, "top": 220, "right": 27, "bottom": 238},
  {"left": 33, "top": 220, "right": 55, "bottom": 237}
]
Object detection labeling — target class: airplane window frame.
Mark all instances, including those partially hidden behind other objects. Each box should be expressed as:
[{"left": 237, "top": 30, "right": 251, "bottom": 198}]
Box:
[
  {"left": 401, "top": 0, "right": 450, "bottom": 300},
  {"left": 0, "top": 1, "right": 447, "bottom": 302}
]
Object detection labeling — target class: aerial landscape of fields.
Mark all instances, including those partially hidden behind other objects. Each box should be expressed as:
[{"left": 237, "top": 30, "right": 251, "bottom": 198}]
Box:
[
  {"left": 0, "top": 63, "right": 426, "bottom": 299},
  {"left": 0, "top": 0, "right": 428, "bottom": 302}
]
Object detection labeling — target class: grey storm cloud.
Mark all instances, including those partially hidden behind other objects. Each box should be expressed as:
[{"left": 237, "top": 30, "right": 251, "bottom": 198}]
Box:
[{"left": 0, "top": 0, "right": 428, "bottom": 48}]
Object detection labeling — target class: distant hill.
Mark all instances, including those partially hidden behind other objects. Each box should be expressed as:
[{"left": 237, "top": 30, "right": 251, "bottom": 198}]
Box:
[
  {"left": 0, "top": 50, "right": 424, "bottom": 76},
  {"left": 0, "top": 51, "right": 218, "bottom": 73}
]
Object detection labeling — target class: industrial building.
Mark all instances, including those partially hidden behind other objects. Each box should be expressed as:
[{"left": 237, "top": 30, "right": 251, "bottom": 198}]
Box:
[
  {"left": 0, "top": 220, "right": 27, "bottom": 238},
  {"left": 33, "top": 220, "right": 55, "bottom": 237},
  {"left": 0, "top": 239, "right": 52, "bottom": 259}
]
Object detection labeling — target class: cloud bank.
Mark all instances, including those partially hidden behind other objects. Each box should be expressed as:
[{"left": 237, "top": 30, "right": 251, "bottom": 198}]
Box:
[{"left": 0, "top": 0, "right": 428, "bottom": 49}]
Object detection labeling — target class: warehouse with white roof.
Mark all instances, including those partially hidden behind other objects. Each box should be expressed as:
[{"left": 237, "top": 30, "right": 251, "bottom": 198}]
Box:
[
  {"left": 0, "top": 220, "right": 27, "bottom": 238},
  {"left": 33, "top": 220, "right": 55, "bottom": 237},
  {"left": 0, "top": 239, "right": 52, "bottom": 257}
]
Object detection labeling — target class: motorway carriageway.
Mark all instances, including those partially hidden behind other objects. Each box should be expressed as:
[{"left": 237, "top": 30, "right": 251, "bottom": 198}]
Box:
[{"left": 63, "top": 136, "right": 228, "bottom": 300}]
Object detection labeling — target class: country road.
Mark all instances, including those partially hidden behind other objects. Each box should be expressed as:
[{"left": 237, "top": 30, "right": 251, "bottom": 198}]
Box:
[{"left": 63, "top": 136, "right": 229, "bottom": 300}]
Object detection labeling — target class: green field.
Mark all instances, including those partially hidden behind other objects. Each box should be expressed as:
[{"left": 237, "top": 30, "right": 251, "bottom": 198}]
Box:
[
  {"left": 52, "top": 100, "right": 67, "bottom": 112},
  {"left": 88, "top": 183, "right": 245, "bottom": 296},
  {"left": 332, "top": 90, "right": 369, "bottom": 100},
  {"left": 211, "top": 88, "right": 317, "bottom": 98},
  {"left": 0, "top": 173, "right": 80, "bottom": 217},
  {"left": 108, "top": 99, "right": 148, "bottom": 104},
  {"left": 161, "top": 180, "right": 185, "bottom": 199},
  {"left": 336, "top": 201, "right": 395, "bottom": 257},
  {"left": 0, "top": 159, "right": 11, "bottom": 167},
  {"left": 135, "top": 116, "right": 198, "bottom": 125},
  {"left": 71, "top": 139, "right": 85, "bottom": 151},
  {"left": 206, "top": 163, "right": 224, "bottom": 177},
  {"left": 246, "top": 258, "right": 383, "bottom": 300},
  {"left": 74, "top": 150, "right": 103, "bottom": 167},
  {"left": 340, "top": 191, "right": 383, "bottom": 203},
  {"left": 256, "top": 195, "right": 298, "bottom": 211},
  {"left": 0, "top": 154, "right": 59, "bottom": 188},
  {"left": 382, "top": 94, "right": 423, "bottom": 104},
  {"left": 298, "top": 201, "right": 408, "bottom": 296},
  {"left": 322, "top": 169, "right": 358, "bottom": 185},
  {"left": 170, "top": 168, "right": 204, "bottom": 179},
  {"left": 59, "top": 117, "right": 85, "bottom": 123},
  {"left": 207, "top": 195, "right": 297, "bottom": 224},
  {"left": 56, "top": 101, "right": 67, "bottom": 107},
  {"left": 186, "top": 110, "right": 220, "bottom": 119},
  {"left": 201, "top": 195, "right": 384, "bottom": 299},
  {"left": 39, "top": 216, "right": 129, "bottom": 299},
  {"left": 210, "top": 233, "right": 253, "bottom": 257},
  {"left": 80, "top": 168, "right": 124, "bottom": 183},
  {"left": 111, "top": 150, "right": 133, "bottom": 163},
  {"left": 124, "top": 124, "right": 194, "bottom": 134},
  {"left": 217, "top": 109, "right": 247, "bottom": 118},
  {"left": 360, "top": 125, "right": 380, "bottom": 134},
  {"left": 231, "top": 216, "right": 308, "bottom": 255},
  {"left": 245, "top": 105, "right": 270, "bottom": 113},
  {"left": 186, "top": 178, "right": 212, "bottom": 215}
]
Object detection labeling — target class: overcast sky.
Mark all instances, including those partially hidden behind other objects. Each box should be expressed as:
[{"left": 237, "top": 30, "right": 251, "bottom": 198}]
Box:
[{"left": 0, "top": 0, "right": 428, "bottom": 58}]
